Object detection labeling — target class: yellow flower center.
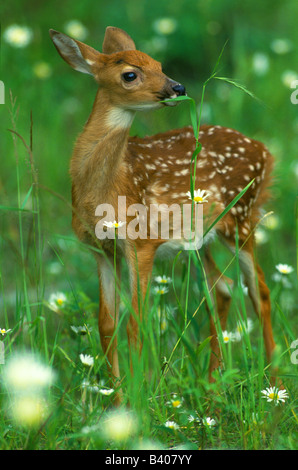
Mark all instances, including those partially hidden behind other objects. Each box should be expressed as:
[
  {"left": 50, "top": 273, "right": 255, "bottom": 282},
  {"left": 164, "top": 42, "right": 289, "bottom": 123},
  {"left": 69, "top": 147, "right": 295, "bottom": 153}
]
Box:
[
  {"left": 57, "top": 298, "right": 64, "bottom": 306},
  {"left": 160, "top": 279, "right": 168, "bottom": 283},
  {"left": 193, "top": 196, "right": 203, "bottom": 203},
  {"left": 172, "top": 400, "right": 181, "bottom": 408},
  {"left": 269, "top": 392, "right": 277, "bottom": 400}
]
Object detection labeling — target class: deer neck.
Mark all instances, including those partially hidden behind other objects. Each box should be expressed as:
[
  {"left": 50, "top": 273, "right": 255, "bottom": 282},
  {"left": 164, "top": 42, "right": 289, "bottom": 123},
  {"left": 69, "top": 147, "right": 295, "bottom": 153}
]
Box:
[{"left": 71, "top": 88, "right": 135, "bottom": 199}]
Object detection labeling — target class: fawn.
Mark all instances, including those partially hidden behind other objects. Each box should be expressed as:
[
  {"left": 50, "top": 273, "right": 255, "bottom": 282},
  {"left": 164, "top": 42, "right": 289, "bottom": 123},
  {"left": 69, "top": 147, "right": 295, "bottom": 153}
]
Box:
[{"left": 50, "top": 26, "right": 278, "bottom": 400}]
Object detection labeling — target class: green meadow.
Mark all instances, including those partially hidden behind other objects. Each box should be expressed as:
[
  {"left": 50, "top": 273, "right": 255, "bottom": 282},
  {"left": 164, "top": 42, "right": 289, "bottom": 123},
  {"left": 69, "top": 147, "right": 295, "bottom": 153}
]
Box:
[{"left": 0, "top": 0, "right": 297, "bottom": 450}]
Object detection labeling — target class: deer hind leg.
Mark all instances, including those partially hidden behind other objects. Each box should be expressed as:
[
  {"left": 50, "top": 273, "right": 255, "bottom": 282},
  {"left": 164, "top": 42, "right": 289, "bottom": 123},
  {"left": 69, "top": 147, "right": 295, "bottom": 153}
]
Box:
[
  {"left": 204, "top": 249, "right": 234, "bottom": 381},
  {"left": 98, "top": 255, "right": 122, "bottom": 402},
  {"left": 237, "top": 244, "right": 276, "bottom": 363}
]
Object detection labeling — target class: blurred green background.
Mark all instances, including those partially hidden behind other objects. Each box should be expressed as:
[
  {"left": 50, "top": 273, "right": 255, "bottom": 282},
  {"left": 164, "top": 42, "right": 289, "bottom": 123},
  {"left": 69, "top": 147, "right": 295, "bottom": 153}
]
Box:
[{"left": 0, "top": 0, "right": 297, "bottom": 310}]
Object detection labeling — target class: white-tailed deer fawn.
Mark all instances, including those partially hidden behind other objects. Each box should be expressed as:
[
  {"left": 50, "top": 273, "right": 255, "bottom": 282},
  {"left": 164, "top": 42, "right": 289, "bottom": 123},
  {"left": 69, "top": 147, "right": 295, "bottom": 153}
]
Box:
[{"left": 50, "top": 26, "right": 278, "bottom": 400}]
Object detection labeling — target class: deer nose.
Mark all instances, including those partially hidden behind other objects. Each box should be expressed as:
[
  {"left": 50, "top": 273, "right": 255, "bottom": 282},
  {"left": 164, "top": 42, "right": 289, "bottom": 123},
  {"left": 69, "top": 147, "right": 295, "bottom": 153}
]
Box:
[{"left": 172, "top": 83, "right": 186, "bottom": 96}]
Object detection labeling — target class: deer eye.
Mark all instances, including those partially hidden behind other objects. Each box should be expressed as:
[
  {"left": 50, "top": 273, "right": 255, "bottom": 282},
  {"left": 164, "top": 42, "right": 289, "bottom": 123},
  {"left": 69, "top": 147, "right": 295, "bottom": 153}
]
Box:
[{"left": 122, "top": 71, "right": 137, "bottom": 82}]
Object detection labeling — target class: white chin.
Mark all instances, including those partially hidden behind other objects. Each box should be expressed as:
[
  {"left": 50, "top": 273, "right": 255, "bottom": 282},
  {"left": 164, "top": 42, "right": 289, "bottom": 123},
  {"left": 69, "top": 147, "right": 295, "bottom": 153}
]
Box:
[{"left": 126, "top": 102, "right": 162, "bottom": 111}]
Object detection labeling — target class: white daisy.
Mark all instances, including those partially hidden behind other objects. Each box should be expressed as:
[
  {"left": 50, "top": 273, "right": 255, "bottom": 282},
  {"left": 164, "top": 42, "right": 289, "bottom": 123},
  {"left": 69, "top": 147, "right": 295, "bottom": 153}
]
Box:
[
  {"left": 261, "top": 387, "right": 289, "bottom": 405},
  {"left": 201, "top": 417, "right": 216, "bottom": 427},
  {"left": 48, "top": 292, "right": 67, "bottom": 312},
  {"left": 275, "top": 264, "right": 294, "bottom": 275},
  {"left": 154, "top": 275, "right": 172, "bottom": 284},
  {"left": 0, "top": 328, "right": 12, "bottom": 336},
  {"left": 234, "top": 318, "right": 253, "bottom": 341},
  {"left": 70, "top": 325, "right": 92, "bottom": 335},
  {"left": 153, "top": 286, "right": 169, "bottom": 295},
  {"left": 99, "top": 388, "right": 114, "bottom": 396},
  {"left": 187, "top": 189, "right": 210, "bottom": 204},
  {"left": 221, "top": 330, "right": 236, "bottom": 343},
  {"left": 166, "top": 394, "right": 183, "bottom": 408},
  {"left": 103, "top": 220, "right": 126, "bottom": 229},
  {"left": 164, "top": 420, "right": 179, "bottom": 430},
  {"left": 79, "top": 354, "right": 94, "bottom": 367}
]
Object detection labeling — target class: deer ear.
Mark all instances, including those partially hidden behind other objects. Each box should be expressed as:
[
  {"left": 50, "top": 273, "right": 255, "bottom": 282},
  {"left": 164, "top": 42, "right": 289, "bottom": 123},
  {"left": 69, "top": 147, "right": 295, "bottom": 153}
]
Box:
[
  {"left": 102, "top": 27, "right": 136, "bottom": 54},
  {"left": 49, "top": 29, "right": 102, "bottom": 75}
]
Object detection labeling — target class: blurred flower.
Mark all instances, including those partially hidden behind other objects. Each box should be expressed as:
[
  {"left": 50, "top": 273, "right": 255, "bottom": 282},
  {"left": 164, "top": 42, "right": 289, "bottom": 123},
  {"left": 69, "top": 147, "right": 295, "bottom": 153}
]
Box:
[
  {"left": 160, "top": 317, "right": 168, "bottom": 334},
  {"left": 153, "top": 18, "right": 177, "bottom": 35},
  {"left": 47, "top": 261, "right": 62, "bottom": 275},
  {"left": 99, "top": 388, "right": 114, "bottom": 396},
  {"left": 291, "top": 161, "right": 298, "bottom": 179},
  {"left": 143, "top": 36, "right": 168, "bottom": 55},
  {"left": 79, "top": 354, "right": 94, "bottom": 367},
  {"left": 164, "top": 420, "right": 179, "bottom": 430},
  {"left": 62, "top": 97, "right": 81, "bottom": 115},
  {"left": 188, "top": 414, "right": 200, "bottom": 424},
  {"left": 166, "top": 394, "right": 184, "bottom": 408},
  {"left": 64, "top": 20, "right": 88, "bottom": 40},
  {"left": 4, "top": 353, "right": 55, "bottom": 392},
  {"left": 201, "top": 417, "right": 216, "bottom": 427},
  {"left": 252, "top": 52, "right": 269, "bottom": 76},
  {"left": 281, "top": 70, "right": 298, "bottom": 88},
  {"left": 271, "top": 38, "right": 292, "bottom": 55},
  {"left": 71, "top": 325, "right": 92, "bottom": 335},
  {"left": 154, "top": 275, "right": 171, "bottom": 284},
  {"left": 244, "top": 412, "right": 263, "bottom": 427},
  {"left": 275, "top": 264, "right": 294, "bottom": 275},
  {"left": 261, "top": 386, "right": 289, "bottom": 405},
  {"left": 263, "top": 213, "right": 280, "bottom": 230},
  {"left": 133, "top": 438, "right": 164, "bottom": 450},
  {"left": 271, "top": 272, "right": 292, "bottom": 288},
  {"left": 156, "top": 306, "right": 170, "bottom": 334},
  {"left": 12, "top": 396, "right": 47, "bottom": 427},
  {"left": 0, "top": 328, "right": 12, "bottom": 336},
  {"left": 48, "top": 292, "right": 67, "bottom": 312},
  {"left": 153, "top": 286, "right": 169, "bottom": 295},
  {"left": 234, "top": 318, "right": 253, "bottom": 341},
  {"left": 4, "top": 24, "right": 33, "bottom": 48},
  {"left": 33, "top": 61, "right": 52, "bottom": 80},
  {"left": 187, "top": 189, "right": 210, "bottom": 204},
  {"left": 102, "top": 409, "right": 138, "bottom": 441},
  {"left": 239, "top": 277, "right": 248, "bottom": 296},
  {"left": 81, "top": 379, "right": 114, "bottom": 395},
  {"left": 221, "top": 330, "right": 236, "bottom": 343},
  {"left": 254, "top": 228, "right": 268, "bottom": 245},
  {"left": 81, "top": 378, "right": 100, "bottom": 393}
]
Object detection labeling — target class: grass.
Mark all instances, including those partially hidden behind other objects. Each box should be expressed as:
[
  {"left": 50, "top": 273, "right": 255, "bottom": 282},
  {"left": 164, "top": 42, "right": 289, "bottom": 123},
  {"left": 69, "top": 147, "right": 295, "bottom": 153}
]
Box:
[{"left": 0, "top": 2, "right": 297, "bottom": 450}]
